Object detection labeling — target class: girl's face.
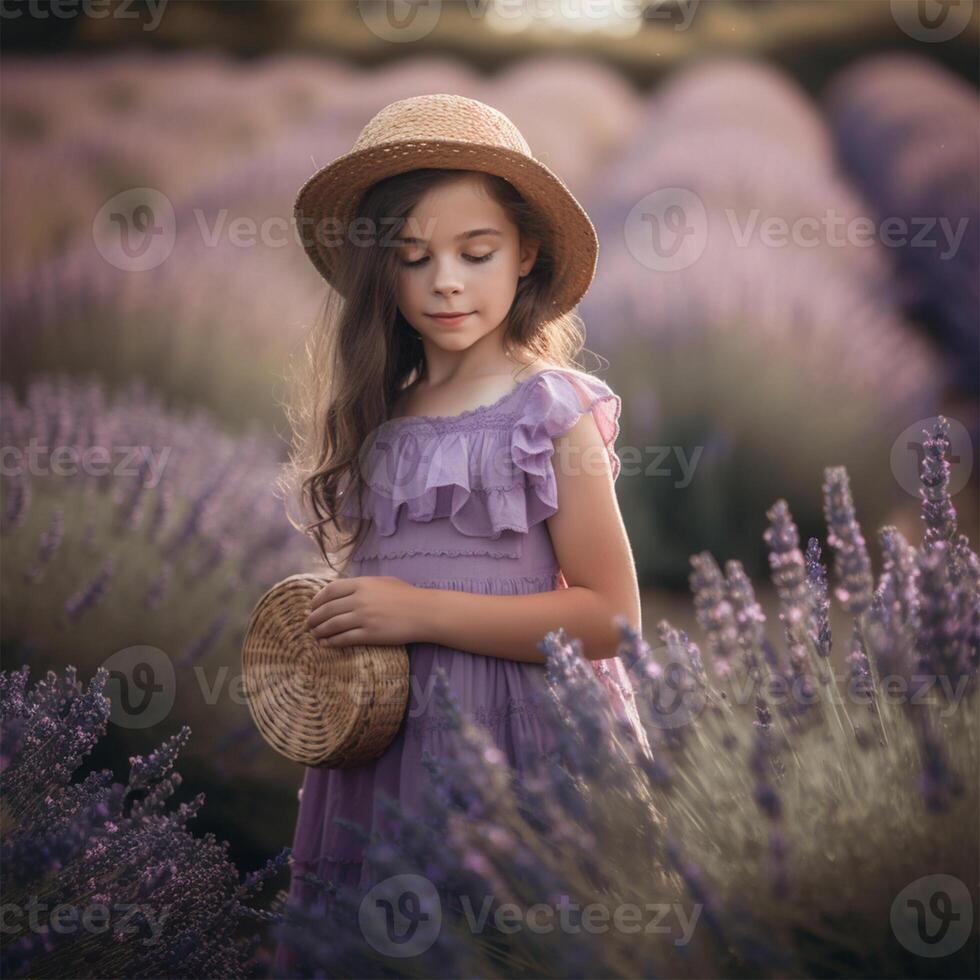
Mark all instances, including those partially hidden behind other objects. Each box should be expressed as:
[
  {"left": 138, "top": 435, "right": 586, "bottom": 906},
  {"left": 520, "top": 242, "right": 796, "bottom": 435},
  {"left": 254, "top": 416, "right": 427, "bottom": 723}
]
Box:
[{"left": 394, "top": 174, "right": 538, "bottom": 358}]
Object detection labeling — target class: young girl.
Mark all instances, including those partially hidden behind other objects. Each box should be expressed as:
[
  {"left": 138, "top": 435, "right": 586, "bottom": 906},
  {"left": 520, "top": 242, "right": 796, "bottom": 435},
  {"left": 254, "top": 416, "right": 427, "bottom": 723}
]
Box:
[{"left": 274, "top": 93, "right": 648, "bottom": 975}]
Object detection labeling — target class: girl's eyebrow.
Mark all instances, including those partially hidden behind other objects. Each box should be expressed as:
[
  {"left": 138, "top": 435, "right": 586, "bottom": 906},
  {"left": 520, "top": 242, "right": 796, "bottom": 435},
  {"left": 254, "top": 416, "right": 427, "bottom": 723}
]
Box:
[{"left": 399, "top": 228, "right": 502, "bottom": 245}]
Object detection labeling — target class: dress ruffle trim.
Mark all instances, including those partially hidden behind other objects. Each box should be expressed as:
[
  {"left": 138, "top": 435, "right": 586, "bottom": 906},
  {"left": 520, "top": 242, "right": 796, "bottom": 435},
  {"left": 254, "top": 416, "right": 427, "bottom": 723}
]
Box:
[{"left": 340, "top": 369, "right": 621, "bottom": 539}]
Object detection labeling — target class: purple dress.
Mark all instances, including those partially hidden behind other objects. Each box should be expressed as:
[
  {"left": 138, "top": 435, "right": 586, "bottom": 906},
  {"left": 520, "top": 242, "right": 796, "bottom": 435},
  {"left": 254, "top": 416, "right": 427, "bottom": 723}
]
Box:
[{"left": 273, "top": 367, "right": 647, "bottom": 974}]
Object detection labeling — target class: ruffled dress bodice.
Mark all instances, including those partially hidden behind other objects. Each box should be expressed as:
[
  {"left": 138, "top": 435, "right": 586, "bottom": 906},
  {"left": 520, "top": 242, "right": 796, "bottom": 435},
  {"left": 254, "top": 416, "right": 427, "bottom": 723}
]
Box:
[{"left": 338, "top": 366, "right": 622, "bottom": 589}]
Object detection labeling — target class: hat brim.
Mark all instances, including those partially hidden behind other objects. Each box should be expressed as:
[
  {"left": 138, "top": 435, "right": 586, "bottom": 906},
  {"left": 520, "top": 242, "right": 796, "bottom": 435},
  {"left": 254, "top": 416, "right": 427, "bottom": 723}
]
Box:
[{"left": 293, "top": 139, "right": 598, "bottom": 317}]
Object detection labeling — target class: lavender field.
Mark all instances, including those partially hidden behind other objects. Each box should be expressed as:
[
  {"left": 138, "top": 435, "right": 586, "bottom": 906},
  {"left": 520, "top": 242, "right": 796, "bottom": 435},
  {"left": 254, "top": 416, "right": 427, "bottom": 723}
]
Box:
[
  {"left": 1, "top": 44, "right": 977, "bottom": 979},
  {"left": 4, "top": 416, "right": 976, "bottom": 978}
]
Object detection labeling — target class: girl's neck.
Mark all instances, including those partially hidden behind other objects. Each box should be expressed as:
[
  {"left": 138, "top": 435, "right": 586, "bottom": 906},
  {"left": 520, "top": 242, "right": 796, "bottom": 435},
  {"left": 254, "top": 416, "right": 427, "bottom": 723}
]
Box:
[{"left": 414, "top": 353, "right": 538, "bottom": 389}]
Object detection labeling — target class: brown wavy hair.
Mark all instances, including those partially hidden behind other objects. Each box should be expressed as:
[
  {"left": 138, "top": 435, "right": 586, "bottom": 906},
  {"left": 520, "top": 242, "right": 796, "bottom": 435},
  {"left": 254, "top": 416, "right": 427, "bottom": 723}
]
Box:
[{"left": 278, "top": 168, "right": 602, "bottom": 574}]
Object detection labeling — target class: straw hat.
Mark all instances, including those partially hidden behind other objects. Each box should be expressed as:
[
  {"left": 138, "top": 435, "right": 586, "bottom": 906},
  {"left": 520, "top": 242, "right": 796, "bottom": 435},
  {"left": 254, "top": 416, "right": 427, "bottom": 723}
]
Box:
[
  {"left": 241, "top": 574, "right": 410, "bottom": 768},
  {"left": 294, "top": 93, "right": 599, "bottom": 318}
]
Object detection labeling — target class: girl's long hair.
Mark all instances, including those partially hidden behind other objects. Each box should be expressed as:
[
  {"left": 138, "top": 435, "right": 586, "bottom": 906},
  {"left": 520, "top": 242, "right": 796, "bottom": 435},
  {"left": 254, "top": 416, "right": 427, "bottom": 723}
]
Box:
[{"left": 278, "top": 168, "right": 601, "bottom": 573}]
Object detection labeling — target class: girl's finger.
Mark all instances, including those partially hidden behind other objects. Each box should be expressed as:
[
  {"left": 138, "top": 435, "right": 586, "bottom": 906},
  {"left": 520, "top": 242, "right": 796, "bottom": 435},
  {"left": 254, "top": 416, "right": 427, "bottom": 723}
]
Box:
[
  {"left": 311, "top": 611, "right": 358, "bottom": 640},
  {"left": 320, "top": 630, "right": 363, "bottom": 648},
  {"left": 309, "top": 578, "right": 353, "bottom": 611},
  {"left": 307, "top": 597, "right": 352, "bottom": 629}
]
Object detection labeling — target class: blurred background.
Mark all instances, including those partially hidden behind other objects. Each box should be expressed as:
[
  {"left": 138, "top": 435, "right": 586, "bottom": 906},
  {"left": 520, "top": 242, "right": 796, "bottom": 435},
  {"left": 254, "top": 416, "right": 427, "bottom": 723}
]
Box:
[{"left": 2, "top": 0, "right": 977, "bottom": 947}]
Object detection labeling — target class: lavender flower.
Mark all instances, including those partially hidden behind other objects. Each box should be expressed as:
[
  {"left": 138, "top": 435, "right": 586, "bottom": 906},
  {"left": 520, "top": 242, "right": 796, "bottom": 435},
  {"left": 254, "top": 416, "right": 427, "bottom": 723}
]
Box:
[
  {"left": 822, "top": 467, "right": 875, "bottom": 614},
  {"left": 663, "top": 835, "right": 726, "bottom": 947},
  {"left": 23, "top": 505, "right": 64, "bottom": 583},
  {"left": 628, "top": 622, "right": 705, "bottom": 753},
  {"left": 845, "top": 621, "right": 879, "bottom": 738},
  {"left": 0, "top": 664, "right": 287, "bottom": 979},
  {"left": 915, "top": 540, "right": 974, "bottom": 685},
  {"left": 178, "top": 609, "right": 229, "bottom": 667},
  {"left": 804, "top": 537, "right": 833, "bottom": 661},
  {"left": 875, "top": 525, "right": 919, "bottom": 631},
  {"left": 763, "top": 500, "right": 823, "bottom": 724},
  {"left": 689, "top": 551, "right": 740, "bottom": 680},
  {"left": 112, "top": 456, "right": 151, "bottom": 533},
  {"left": 142, "top": 562, "right": 172, "bottom": 610},
  {"left": 919, "top": 417, "right": 959, "bottom": 548},
  {"left": 2, "top": 470, "right": 31, "bottom": 533},
  {"left": 764, "top": 500, "right": 813, "bottom": 629},
  {"left": 63, "top": 557, "right": 115, "bottom": 624},
  {"left": 724, "top": 559, "right": 769, "bottom": 686}
]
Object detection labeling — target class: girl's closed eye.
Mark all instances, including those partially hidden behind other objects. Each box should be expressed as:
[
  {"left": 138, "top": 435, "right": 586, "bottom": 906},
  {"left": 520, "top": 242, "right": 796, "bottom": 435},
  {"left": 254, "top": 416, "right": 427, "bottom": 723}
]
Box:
[{"left": 400, "top": 252, "right": 495, "bottom": 268}]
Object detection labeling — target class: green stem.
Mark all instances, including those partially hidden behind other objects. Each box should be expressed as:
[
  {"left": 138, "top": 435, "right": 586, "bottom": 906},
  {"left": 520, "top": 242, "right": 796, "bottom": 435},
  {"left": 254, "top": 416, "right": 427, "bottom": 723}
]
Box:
[{"left": 857, "top": 612, "right": 891, "bottom": 748}]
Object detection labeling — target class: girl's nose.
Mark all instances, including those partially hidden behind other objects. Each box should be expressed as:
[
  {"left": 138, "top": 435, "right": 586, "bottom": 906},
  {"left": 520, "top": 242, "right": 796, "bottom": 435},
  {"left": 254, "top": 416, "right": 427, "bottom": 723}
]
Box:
[{"left": 431, "top": 258, "right": 464, "bottom": 294}]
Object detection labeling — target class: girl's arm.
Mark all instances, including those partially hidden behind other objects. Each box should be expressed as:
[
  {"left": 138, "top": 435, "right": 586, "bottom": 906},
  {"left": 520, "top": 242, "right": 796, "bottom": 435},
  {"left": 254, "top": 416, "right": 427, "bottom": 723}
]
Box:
[{"left": 416, "top": 411, "right": 641, "bottom": 663}]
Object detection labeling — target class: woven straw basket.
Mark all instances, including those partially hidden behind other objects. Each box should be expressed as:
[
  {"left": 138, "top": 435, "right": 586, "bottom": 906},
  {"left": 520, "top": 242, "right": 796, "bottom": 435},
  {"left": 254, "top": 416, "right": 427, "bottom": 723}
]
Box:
[{"left": 241, "top": 573, "right": 410, "bottom": 768}]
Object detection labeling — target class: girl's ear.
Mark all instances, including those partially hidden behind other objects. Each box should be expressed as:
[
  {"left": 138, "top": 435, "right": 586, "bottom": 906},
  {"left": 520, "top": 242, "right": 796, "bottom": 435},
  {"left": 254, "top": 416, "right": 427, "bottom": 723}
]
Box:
[{"left": 519, "top": 237, "right": 540, "bottom": 277}]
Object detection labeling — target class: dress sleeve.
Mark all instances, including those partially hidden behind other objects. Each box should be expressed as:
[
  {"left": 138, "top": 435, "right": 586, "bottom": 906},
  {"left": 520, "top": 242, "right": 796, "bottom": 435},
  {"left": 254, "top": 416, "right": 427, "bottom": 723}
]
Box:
[{"left": 511, "top": 369, "right": 622, "bottom": 527}]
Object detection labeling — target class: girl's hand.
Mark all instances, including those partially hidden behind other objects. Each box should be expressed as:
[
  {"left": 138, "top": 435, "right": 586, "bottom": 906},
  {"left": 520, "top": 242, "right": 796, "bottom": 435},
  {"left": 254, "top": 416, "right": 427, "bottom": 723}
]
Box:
[{"left": 306, "top": 576, "right": 426, "bottom": 648}]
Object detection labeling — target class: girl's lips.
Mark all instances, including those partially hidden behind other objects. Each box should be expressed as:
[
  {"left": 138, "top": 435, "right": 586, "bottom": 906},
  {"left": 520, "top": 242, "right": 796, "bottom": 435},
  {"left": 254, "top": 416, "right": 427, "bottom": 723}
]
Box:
[{"left": 428, "top": 312, "right": 472, "bottom": 323}]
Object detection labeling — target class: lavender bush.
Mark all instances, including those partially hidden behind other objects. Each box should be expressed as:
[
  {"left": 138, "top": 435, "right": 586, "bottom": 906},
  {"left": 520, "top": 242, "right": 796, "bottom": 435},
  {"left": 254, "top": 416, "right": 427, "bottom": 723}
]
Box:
[
  {"left": 1, "top": 53, "right": 633, "bottom": 434},
  {"left": 272, "top": 416, "right": 977, "bottom": 979},
  {"left": 0, "top": 51, "right": 357, "bottom": 275},
  {"left": 0, "top": 663, "right": 289, "bottom": 979},
  {"left": 825, "top": 53, "right": 979, "bottom": 393},
  {"left": 579, "top": 58, "right": 948, "bottom": 584},
  {"left": 1, "top": 374, "right": 316, "bottom": 810},
  {"left": 0, "top": 228, "right": 323, "bottom": 436}
]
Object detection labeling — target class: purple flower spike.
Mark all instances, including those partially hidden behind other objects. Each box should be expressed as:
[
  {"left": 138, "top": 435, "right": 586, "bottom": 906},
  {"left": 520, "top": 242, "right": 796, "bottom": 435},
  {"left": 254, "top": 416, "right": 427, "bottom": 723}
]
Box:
[
  {"left": 823, "top": 467, "right": 875, "bottom": 614},
  {"left": 919, "top": 417, "right": 959, "bottom": 547},
  {"left": 765, "top": 500, "right": 813, "bottom": 629},
  {"left": 63, "top": 558, "right": 115, "bottom": 623},
  {"left": 804, "top": 537, "right": 833, "bottom": 659},
  {"left": 690, "top": 551, "right": 741, "bottom": 679}
]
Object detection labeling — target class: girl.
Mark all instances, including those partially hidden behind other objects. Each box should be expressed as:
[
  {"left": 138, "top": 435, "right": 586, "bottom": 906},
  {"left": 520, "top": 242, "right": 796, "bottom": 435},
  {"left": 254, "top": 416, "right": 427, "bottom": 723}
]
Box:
[{"left": 274, "top": 93, "right": 649, "bottom": 975}]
